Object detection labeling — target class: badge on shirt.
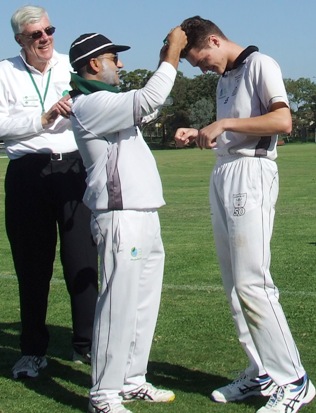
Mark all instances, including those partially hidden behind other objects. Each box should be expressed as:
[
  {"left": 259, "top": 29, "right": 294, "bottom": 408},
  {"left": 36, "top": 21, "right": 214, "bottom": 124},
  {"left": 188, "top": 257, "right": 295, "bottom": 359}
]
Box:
[{"left": 22, "top": 95, "right": 40, "bottom": 107}]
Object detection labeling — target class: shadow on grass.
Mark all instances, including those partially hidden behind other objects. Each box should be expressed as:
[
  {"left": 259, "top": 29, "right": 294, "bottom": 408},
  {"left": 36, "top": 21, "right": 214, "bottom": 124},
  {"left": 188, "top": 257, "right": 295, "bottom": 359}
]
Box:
[
  {"left": 0, "top": 321, "right": 90, "bottom": 410},
  {"left": 148, "top": 361, "right": 264, "bottom": 410},
  {"left": 0, "top": 322, "right": 263, "bottom": 411}
]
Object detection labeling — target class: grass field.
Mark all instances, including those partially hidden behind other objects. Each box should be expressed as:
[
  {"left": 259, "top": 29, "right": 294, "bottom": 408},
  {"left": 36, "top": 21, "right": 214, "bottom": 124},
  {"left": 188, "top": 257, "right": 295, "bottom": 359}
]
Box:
[{"left": 0, "top": 144, "right": 316, "bottom": 413}]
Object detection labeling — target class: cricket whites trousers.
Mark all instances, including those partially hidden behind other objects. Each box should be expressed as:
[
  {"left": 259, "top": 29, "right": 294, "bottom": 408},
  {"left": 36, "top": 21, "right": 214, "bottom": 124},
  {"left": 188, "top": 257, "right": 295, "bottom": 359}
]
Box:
[
  {"left": 89, "top": 209, "right": 164, "bottom": 404},
  {"left": 210, "top": 155, "right": 305, "bottom": 385}
]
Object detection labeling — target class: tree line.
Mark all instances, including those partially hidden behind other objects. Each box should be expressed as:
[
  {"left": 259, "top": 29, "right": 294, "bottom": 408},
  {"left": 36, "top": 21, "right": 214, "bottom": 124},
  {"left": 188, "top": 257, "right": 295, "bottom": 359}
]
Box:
[{"left": 119, "top": 69, "right": 316, "bottom": 147}]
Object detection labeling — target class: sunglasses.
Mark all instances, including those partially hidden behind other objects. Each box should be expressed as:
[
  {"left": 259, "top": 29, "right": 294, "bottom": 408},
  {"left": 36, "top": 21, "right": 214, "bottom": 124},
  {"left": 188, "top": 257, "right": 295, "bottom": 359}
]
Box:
[
  {"left": 19, "top": 26, "right": 56, "bottom": 40},
  {"left": 98, "top": 54, "right": 119, "bottom": 65}
]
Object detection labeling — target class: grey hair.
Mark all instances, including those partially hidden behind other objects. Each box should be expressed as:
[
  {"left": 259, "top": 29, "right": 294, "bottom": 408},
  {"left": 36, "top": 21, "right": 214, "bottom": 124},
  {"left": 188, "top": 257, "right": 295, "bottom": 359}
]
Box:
[{"left": 11, "top": 5, "right": 49, "bottom": 35}]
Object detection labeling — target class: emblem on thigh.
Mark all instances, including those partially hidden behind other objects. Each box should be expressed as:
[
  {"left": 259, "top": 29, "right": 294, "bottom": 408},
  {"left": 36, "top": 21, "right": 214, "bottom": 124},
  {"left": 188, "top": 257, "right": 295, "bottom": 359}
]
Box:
[{"left": 233, "top": 193, "right": 247, "bottom": 216}]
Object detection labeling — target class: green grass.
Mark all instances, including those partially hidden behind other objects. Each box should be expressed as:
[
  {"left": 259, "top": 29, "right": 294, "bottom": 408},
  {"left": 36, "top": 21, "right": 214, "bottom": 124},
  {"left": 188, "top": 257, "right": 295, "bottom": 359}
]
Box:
[{"left": 0, "top": 144, "right": 316, "bottom": 413}]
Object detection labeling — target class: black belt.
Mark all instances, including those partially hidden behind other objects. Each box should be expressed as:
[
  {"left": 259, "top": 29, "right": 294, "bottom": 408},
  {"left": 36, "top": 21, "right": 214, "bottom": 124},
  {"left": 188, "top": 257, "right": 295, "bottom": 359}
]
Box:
[
  {"left": 22, "top": 151, "right": 80, "bottom": 161},
  {"left": 50, "top": 151, "right": 80, "bottom": 161}
]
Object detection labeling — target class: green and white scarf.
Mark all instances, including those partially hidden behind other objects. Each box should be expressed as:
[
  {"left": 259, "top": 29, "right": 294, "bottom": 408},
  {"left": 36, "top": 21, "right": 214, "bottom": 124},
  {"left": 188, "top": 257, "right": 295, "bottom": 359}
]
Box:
[{"left": 69, "top": 72, "right": 120, "bottom": 96}]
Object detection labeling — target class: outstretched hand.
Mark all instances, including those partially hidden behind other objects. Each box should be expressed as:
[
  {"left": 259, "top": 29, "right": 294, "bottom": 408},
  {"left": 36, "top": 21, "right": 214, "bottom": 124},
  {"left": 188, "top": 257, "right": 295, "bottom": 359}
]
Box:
[
  {"left": 174, "top": 127, "right": 199, "bottom": 147},
  {"left": 175, "top": 121, "right": 224, "bottom": 149}
]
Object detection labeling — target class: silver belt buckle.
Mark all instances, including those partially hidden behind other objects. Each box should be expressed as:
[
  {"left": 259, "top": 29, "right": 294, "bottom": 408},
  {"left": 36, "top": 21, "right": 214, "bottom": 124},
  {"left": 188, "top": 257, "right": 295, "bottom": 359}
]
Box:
[{"left": 51, "top": 152, "right": 62, "bottom": 161}]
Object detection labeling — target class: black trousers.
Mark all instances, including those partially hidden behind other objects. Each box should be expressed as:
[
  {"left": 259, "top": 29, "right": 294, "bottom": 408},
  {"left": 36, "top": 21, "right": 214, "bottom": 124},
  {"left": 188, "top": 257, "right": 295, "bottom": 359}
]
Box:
[{"left": 5, "top": 152, "right": 98, "bottom": 356}]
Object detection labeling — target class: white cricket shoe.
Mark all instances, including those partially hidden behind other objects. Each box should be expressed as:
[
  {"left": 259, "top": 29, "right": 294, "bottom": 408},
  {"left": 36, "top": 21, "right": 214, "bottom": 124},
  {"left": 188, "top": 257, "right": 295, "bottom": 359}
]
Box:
[
  {"left": 121, "top": 382, "right": 175, "bottom": 403},
  {"left": 257, "top": 374, "right": 315, "bottom": 413},
  {"left": 211, "top": 372, "right": 276, "bottom": 403},
  {"left": 12, "top": 355, "right": 47, "bottom": 379},
  {"left": 88, "top": 401, "right": 132, "bottom": 413}
]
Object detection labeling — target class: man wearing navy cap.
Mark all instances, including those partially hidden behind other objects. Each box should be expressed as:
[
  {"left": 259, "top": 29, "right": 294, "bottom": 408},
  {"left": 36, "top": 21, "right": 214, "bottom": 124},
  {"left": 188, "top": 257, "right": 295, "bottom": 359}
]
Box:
[{"left": 68, "top": 29, "right": 187, "bottom": 413}]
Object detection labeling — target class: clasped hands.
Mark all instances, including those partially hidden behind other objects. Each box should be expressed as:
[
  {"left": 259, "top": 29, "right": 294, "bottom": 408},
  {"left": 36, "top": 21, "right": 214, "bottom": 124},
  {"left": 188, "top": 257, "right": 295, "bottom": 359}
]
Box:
[{"left": 41, "top": 94, "right": 72, "bottom": 128}]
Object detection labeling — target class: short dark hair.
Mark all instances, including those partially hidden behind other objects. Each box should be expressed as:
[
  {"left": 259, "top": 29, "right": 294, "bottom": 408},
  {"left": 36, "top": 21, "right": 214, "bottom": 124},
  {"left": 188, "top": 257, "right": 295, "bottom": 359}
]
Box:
[{"left": 180, "top": 15, "right": 227, "bottom": 58}]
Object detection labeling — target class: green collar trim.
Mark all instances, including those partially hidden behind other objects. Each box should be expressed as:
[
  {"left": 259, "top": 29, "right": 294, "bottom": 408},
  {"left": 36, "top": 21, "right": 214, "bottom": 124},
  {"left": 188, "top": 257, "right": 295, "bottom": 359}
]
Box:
[{"left": 70, "top": 72, "right": 120, "bottom": 95}]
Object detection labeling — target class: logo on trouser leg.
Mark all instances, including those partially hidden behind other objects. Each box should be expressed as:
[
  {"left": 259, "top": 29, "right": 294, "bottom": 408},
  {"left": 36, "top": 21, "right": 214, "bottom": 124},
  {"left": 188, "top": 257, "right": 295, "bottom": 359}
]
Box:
[
  {"left": 131, "top": 247, "right": 142, "bottom": 260},
  {"left": 233, "top": 193, "right": 247, "bottom": 216}
]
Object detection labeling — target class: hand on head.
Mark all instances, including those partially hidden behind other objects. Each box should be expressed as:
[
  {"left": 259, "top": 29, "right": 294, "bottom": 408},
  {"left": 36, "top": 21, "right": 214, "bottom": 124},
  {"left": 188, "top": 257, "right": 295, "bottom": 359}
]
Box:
[
  {"left": 166, "top": 26, "right": 187, "bottom": 48},
  {"left": 160, "top": 26, "right": 187, "bottom": 62}
]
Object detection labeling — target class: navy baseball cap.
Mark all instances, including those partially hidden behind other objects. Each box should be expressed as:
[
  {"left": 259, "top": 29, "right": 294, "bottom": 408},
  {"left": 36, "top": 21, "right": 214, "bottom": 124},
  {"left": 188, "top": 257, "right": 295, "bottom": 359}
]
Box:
[{"left": 69, "top": 33, "right": 130, "bottom": 71}]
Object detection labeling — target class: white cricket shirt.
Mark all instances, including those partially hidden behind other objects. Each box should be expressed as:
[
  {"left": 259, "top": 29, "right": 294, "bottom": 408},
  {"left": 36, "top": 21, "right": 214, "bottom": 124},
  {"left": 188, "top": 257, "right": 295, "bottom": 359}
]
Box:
[
  {"left": 215, "top": 51, "right": 289, "bottom": 160},
  {"left": 71, "top": 62, "right": 177, "bottom": 211}
]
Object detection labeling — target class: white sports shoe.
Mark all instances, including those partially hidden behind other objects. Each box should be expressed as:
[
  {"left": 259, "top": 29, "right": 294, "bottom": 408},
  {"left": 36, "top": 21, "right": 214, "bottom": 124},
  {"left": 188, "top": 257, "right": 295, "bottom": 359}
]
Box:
[
  {"left": 121, "top": 382, "right": 175, "bottom": 403},
  {"left": 12, "top": 355, "right": 47, "bottom": 379},
  {"left": 72, "top": 350, "right": 91, "bottom": 365},
  {"left": 257, "top": 374, "right": 315, "bottom": 413},
  {"left": 88, "top": 401, "right": 132, "bottom": 413},
  {"left": 211, "top": 372, "right": 276, "bottom": 403}
]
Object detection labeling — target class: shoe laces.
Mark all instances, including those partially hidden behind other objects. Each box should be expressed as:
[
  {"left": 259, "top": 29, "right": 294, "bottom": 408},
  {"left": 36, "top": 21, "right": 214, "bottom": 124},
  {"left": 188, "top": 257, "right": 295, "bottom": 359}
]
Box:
[
  {"left": 132, "top": 383, "right": 155, "bottom": 399},
  {"left": 266, "top": 386, "right": 285, "bottom": 408},
  {"left": 228, "top": 373, "right": 248, "bottom": 388},
  {"left": 14, "top": 355, "right": 43, "bottom": 370},
  {"left": 128, "top": 382, "right": 167, "bottom": 400}
]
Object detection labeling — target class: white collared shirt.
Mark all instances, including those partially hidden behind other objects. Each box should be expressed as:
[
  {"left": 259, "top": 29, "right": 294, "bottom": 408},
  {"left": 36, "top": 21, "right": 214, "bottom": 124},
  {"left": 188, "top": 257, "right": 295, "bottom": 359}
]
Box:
[
  {"left": 0, "top": 50, "right": 77, "bottom": 159},
  {"left": 215, "top": 52, "right": 289, "bottom": 160},
  {"left": 71, "top": 62, "right": 176, "bottom": 211}
]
